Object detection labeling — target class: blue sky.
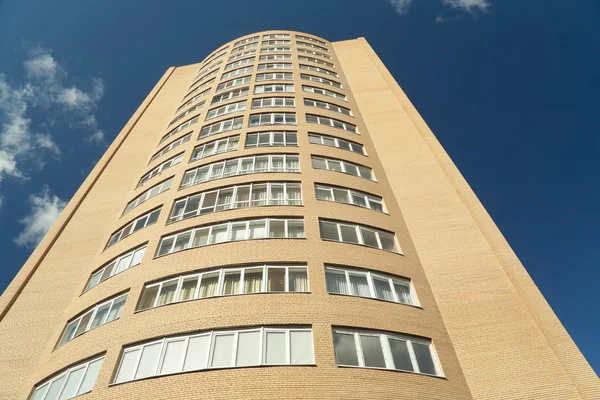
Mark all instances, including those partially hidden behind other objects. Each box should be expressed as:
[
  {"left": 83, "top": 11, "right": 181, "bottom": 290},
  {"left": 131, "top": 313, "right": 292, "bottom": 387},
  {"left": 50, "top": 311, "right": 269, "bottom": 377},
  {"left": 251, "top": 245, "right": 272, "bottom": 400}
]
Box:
[{"left": 0, "top": 0, "right": 598, "bottom": 373}]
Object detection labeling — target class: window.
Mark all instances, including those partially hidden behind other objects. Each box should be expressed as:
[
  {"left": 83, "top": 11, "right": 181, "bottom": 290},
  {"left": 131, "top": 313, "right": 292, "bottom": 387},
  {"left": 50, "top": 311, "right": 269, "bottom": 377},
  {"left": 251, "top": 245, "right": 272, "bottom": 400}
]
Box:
[
  {"left": 84, "top": 246, "right": 146, "bottom": 292},
  {"left": 245, "top": 131, "right": 298, "bottom": 148},
  {"left": 211, "top": 87, "right": 249, "bottom": 105},
  {"left": 262, "top": 39, "right": 291, "bottom": 46},
  {"left": 138, "top": 154, "right": 183, "bottom": 187},
  {"left": 176, "top": 89, "right": 210, "bottom": 113},
  {"left": 301, "top": 73, "right": 341, "bottom": 88},
  {"left": 319, "top": 219, "right": 399, "bottom": 253},
  {"left": 191, "top": 135, "right": 239, "bottom": 161},
  {"left": 180, "top": 154, "right": 300, "bottom": 188},
  {"left": 249, "top": 112, "right": 296, "bottom": 126},
  {"left": 160, "top": 116, "right": 198, "bottom": 144},
  {"left": 185, "top": 78, "right": 215, "bottom": 99},
  {"left": 260, "top": 47, "right": 291, "bottom": 53},
  {"left": 297, "top": 48, "right": 331, "bottom": 59},
  {"left": 169, "top": 182, "right": 302, "bottom": 222},
  {"left": 257, "top": 62, "right": 292, "bottom": 71},
  {"left": 302, "top": 85, "right": 346, "bottom": 101},
  {"left": 308, "top": 133, "right": 363, "bottom": 154},
  {"left": 251, "top": 97, "right": 295, "bottom": 109},
  {"left": 169, "top": 101, "right": 205, "bottom": 127},
  {"left": 196, "top": 57, "right": 224, "bottom": 76},
  {"left": 325, "top": 266, "right": 414, "bottom": 305},
  {"left": 254, "top": 84, "right": 294, "bottom": 94},
  {"left": 311, "top": 156, "right": 373, "bottom": 180},
  {"left": 150, "top": 134, "right": 191, "bottom": 163},
  {"left": 298, "top": 55, "right": 335, "bottom": 68},
  {"left": 216, "top": 76, "right": 251, "bottom": 91},
  {"left": 157, "top": 218, "right": 305, "bottom": 256},
  {"left": 57, "top": 293, "right": 128, "bottom": 347},
  {"left": 295, "top": 34, "right": 327, "bottom": 45},
  {"left": 228, "top": 50, "right": 256, "bottom": 62},
  {"left": 137, "top": 264, "right": 308, "bottom": 310},
  {"left": 296, "top": 41, "right": 329, "bottom": 52},
  {"left": 307, "top": 114, "right": 357, "bottom": 133},
  {"left": 259, "top": 54, "right": 292, "bottom": 61},
  {"left": 28, "top": 356, "right": 104, "bottom": 400},
  {"left": 107, "top": 208, "right": 161, "bottom": 248},
  {"left": 315, "top": 184, "right": 384, "bottom": 212},
  {"left": 233, "top": 35, "right": 259, "bottom": 47},
  {"left": 263, "top": 33, "right": 290, "bottom": 39},
  {"left": 205, "top": 100, "right": 246, "bottom": 120},
  {"left": 114, "top": 326, "right": 313, "bottom": 383},
  {"left": 199, "top": 50, "right": 227, "bottom": 70},
  {"left": 189, "top": 68, "right": 218, "bottom": 88},
  {"left": 224, "top": 57, "right": 255, "bottom": 71},
  {"left": 124, "top": 177, "right": 173, "bottom": 215},
  {"left": 221, "top": 66, "right": 253, "bottom": 79},
  {"left": 231, "top": 42, "right": 258, "bottom": 53},
  {"left": 256, "top": 72, "right": 293, "bottom": 81},
  {"left": 198, "top": 116, "right": 243, "bottom": 139},
  {"left": 304, "top": 99, "right": 351, "bottom": 116},
  {"left": 332, "top": 328, "right": 440, "bottom": 376},
  {"left": 299, "top": 64, "right": 338, "bottom": 77}
]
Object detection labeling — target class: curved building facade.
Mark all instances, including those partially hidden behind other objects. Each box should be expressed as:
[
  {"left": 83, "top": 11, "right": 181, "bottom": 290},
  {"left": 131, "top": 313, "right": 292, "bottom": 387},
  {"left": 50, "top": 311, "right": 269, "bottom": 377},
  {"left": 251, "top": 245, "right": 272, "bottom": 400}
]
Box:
[{"left": 1, "top": 31, "right": 598, "bottom": 400}]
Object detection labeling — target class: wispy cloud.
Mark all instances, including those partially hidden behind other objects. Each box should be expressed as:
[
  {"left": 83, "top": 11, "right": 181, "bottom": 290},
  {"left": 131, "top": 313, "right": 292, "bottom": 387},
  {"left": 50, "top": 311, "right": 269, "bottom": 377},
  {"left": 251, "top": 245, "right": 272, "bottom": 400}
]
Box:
[
  {"left": 0, "top": 45, "right": 105, "bottom": 184},
  {"left": 14, "top": 185, "right": 66, "bottom": 247},
  {"left": 388, "top": 0, "right": 490, "bottom": 19}
]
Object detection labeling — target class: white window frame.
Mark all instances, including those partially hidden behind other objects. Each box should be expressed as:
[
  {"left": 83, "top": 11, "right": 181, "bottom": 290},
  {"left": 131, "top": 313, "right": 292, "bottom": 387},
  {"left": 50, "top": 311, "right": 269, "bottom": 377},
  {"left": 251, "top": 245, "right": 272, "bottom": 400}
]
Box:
[
  {"left": 211, "top": 87, "right": 249, "bottom": 105},
  {"left": 169, "top": 181, "right": 303, "bottom": 223},
  {"left": 297, "top": 48, "right": 331, "bottom": 59},
  {"left": 124, "top": 177, "right": 173, "bottom": 215},
  {"left": 233, "top": 36, "right": 259, "bottom": 47},
  {"left": 251, "top": 97, "right": 295, "bottom": 109},
  {"left": 254, "top": 84, "right": 294, "bottom": 94},
  {"left": 150, "top": 134, "right": 191, "bottom": 163},
  {"left": 189, "top": 68, "right": 218, "bottom": 88},
  {"left": 221, "top": 66, "right": 253, "bottom": 80},
  {"left": 304, "top": 99, "right": 351, "bottom": 116},
  {"left": 231, "top": 42, "right": 258, "bottom": 54},
  {"left": 114, "top": 326, "right": 313, "bottom": 384},
  {"left": 257, "top": 63, "right": 292, "bottom": 71},
  {"left": 259, "top": 54, "right": 292, "bottom": 61},
  {"left": 248, "top": 112, "right": 296, "bottom": 126},
  {"left": 29, "top": 356, "right": 105, "bottom": 400},
  {"left": 308, "top": 133, "right": 363, "bottom": 154},
  {"left": 137, "top": 153, "right": 183, "bottom": 187},
  {"left": 298, "top": 55, "right": 335, "bottom": 68},
  {"left": 84, "top": 246, "right": 147, "bottom": 292},
  {"left": 198, "top": 116, "right": 243, "bottom": 139},
  {"left": 300, "top": 73, "right": 342, "bottom": 88},
  {"left": 299, "top": 64, "right": 338, "bottom": 77},
  {"left": 198, "top": 51, "right": 226, "bottom": 72},
  {"left": 306, "top": 114, "right": 357, "bottom": 133},
  {"left": 216, "top": 76, "right": 252, "bottom": 92},
  {"left": 176, "top": 89, "right": 210, "bottom": 113},
  {"left": 190, "top": 135, "right": 240, "bottom": 162},
  {"left": 156, "top": 218, "right": 305, "bottom": 257},
  {"left": 319, "top": 219, "right": 400, "bottom": 253},
  {"left": 137, "top": 264, "right": 309, "bottom": 310},
  {"left": 260, "top": 47, "right": 291, "bottom": 53},
  {"left": 224, "top": 57, "right": 255, "bottom": 71},
  {"left": 205, "top": 100, "right": 246, "bottom": 121},
  {"left": 256, "top": 72, "right": 293, "bottom": 81},
  {"left": 180, "top": 154, "right": 301, "bottom": 189},
  {"left": 169, "top": 101, "right": 206, "bottom": 127},
  {"left": 160, "top": 116, "right": 199, "bottom": 145},
  {"left": 228, "top": 50, "right": 257, "bottom": 62},
  {"left": 107, "top": 208, "right": 161, "bottom": 248},
  {"left": 302, "top": 85, "right": 346, "bottom": 101},
  {"left": 295, "top": 34, "right": 327, "bottom": 45},
  {"left": 57, "top": 293, "right": 128, "bottom": 347},
  {"left": 314, "top": 183, "right": 384, "bottom": 213},
  {"left": 311, "top": 156, "right": 373, "bottom": 180},
  {"left": 324, "top": 265, "right": 416, "bottom": 305},
  {"left": 263, "top": 33, "right": 290, "bottom": 39},
  {"left": 296, "top": 40, "right": 329, "bottom": 52},
  {"left": 332, "top": 328, "right": 442, "bottom": 376},
  {"left": 185, "top": 77, "right": 215, "bottom": 99},
  {"left": 245, "top": 131, "right": 298, "bottom": 148},
  {"left": 261, "top": 39, "right": 291, "bottom": 46}
]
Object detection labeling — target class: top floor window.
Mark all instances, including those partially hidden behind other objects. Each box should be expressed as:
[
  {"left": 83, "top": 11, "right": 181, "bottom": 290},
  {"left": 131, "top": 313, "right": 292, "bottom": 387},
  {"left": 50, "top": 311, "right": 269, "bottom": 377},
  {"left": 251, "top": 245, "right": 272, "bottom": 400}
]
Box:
[
  {"left": 263, "top": 33, "right": 290, "bottom": 39},
  {"left": 233, "top": 36, "right": 259, "bottom": 47},
  {"left": 231, "top": 42, "right": 258, "bottom": 54},
  {"left": 228, "top": 50, "right": 256, "bottom": 62}
]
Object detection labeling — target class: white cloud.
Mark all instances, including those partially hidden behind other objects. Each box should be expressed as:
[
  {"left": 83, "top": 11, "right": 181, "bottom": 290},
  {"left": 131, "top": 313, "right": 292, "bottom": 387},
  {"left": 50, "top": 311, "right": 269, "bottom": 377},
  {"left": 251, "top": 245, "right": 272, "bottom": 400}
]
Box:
[
  {"left": 0, "top": 46, "right": 104, "bottom": 186},
  {"left": 14, "top": 185, "right": 66, "bottom": 247},
  {"left": 85, "top": 130, "right": 105, "bottom": 145},
  {"left": 389, "top": 0, "right": 417, "bottom": 15},
  {"left": 443, "top": 0, "right": 490, "bottom": 13}
]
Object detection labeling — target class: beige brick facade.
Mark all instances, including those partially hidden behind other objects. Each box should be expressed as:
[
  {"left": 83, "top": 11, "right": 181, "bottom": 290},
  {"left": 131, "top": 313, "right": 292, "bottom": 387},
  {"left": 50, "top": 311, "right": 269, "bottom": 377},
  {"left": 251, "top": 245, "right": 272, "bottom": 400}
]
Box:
[{"left": 0, "top": 31, "right": 596, "bottom": 400}]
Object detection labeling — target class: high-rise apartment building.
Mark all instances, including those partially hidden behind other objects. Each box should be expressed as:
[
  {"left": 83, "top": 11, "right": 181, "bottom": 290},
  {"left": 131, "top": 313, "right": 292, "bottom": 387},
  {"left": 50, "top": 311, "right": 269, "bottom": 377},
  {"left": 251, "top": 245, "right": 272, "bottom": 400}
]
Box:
[{"left": 0, "top": 31, "right": 598, "bottom": 400}]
